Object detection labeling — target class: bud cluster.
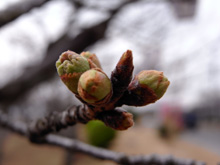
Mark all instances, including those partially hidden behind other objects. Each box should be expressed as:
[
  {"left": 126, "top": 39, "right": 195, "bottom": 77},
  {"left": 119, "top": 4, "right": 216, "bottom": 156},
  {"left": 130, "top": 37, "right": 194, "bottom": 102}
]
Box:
[
  {"left": 56, "top": 50, "right": 111, "bottom": 104},
  {"left": 56, "top": 50, "right": 170, "bottom": 130}
]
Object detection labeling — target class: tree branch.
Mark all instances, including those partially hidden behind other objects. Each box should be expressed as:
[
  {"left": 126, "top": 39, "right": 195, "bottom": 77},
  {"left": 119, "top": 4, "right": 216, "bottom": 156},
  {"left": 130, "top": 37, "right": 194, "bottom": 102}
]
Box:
[
  {"left": 27, "top": 104, "right": 133, "bottom": 138},
  {"left": 0, "top": 0, "right": 51, "bottom": 28},
  {"left": 0, "top": 110, "right": 205, "bottom": 165},
  {"left": 28, "top": 105, "right": 94, "bottom": 138}
]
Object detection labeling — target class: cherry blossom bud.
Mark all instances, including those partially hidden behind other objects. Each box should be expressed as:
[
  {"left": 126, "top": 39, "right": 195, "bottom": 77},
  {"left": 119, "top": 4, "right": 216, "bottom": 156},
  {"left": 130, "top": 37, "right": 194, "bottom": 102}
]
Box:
[
  {"left": 122, "top": 70, "right": 170, "bottom": 106},
  {"left": 56, "top": 50, "right": 90, "bottom": 94},
  {"left": 81, "top": 51, "right": 102, "bottom": 69},
  {"left": 78, "top": 69, "right": 112, "bottom": 104}
]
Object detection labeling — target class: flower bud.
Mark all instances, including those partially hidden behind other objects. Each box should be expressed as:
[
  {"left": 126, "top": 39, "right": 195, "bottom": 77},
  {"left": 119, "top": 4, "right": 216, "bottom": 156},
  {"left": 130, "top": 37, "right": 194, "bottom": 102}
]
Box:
[
  {"left": 111, "top": 50, "right": 134, "bottom": 100},
  {"left": 137, "top": 70, "right": 170, "bottom": 99},
  {"left": 81, "top": 51, "right": 102, "bottom": 69},
  {"left": 121, "top": 70, "right": 170, "bottom": 106},
  {"left": 56, "top": 50, "right": 90, "bottom": 93},
  {"left": 78, "top": 69, "right": 112, "bottom": 104}
]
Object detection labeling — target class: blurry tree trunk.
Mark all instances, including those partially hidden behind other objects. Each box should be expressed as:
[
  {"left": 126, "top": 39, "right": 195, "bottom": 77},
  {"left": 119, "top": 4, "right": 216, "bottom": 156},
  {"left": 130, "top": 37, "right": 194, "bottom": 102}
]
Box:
[
  {"left": 59, "top": 127, "right": 77, "bottom": 165},
  {"left": 64, "top": 151, "right": 74, "bottom": 165},
  {"left": 0, "top": 129, "right": 8, "bottom": 165},
  {"left": 0, "top": 0, "right": 51, "bottom": 28}
]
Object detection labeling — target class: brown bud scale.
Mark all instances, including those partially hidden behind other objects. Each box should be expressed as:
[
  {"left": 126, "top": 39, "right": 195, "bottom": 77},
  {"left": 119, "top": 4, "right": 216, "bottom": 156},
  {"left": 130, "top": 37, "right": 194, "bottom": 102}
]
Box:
[
  {"left": 96, "top": 109, "right": 134, "bottom": 130},
  {"left": 60, "top": 72, "right": 82, "bottom": 94}
]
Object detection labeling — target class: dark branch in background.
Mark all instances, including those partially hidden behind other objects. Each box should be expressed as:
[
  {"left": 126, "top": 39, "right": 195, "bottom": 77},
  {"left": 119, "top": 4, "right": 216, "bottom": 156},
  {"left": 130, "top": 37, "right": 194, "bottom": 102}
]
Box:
[
  {"left": 0, "top": 0, "right": 136, "bottom": 106},
  {"left": 0, "top": 0, "right": 51, "bottom": 28},
  {"left": 0, "top": 110, "right": 205, "bottom": 165},
  {"left": 0, "top": 18, "right": 108, "bottom": 105}
]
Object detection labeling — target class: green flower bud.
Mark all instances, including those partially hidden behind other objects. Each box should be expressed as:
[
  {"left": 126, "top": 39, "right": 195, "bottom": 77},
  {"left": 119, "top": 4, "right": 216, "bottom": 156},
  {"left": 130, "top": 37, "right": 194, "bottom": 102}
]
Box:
[
  {"left": 78, "top": 69, "right": 112, "bottom": 104},
  {"left": 137, "top": 70, "right": 170, "bottom": 99},
  {"left": 56, "top": 50, "right": 90, "bottom": 93},
  {"left": 80, "top": 51, "right": 102, "bottom": 69},
  {"left": 121, "top": 70, "right": 170, "bottom": 106}
]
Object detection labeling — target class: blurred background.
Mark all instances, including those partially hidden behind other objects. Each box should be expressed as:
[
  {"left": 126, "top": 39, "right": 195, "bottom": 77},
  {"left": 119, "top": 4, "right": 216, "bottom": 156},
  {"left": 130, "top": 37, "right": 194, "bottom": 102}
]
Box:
[{"left": 0, "top": 0, "right": 220, "bottom": 164}]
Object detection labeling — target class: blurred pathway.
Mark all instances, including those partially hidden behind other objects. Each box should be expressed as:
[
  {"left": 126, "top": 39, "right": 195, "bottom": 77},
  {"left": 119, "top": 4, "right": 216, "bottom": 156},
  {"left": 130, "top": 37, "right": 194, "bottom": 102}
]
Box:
[{"left": 181, "top": 126, "right": 220, "bottom": 156}]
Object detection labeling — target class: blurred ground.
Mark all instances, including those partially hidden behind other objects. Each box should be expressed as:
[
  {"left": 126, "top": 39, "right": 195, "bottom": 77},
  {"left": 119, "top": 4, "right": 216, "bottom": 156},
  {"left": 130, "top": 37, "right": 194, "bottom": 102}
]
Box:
[
  {"left": 181, "top": 125, "right": 220, "bottom": 155},
  {"left": 1, "top": 133, "right": 64, "bottom": 165},
  {"left": 1, "top": 125, "right": 219, "bottom": 165}
]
